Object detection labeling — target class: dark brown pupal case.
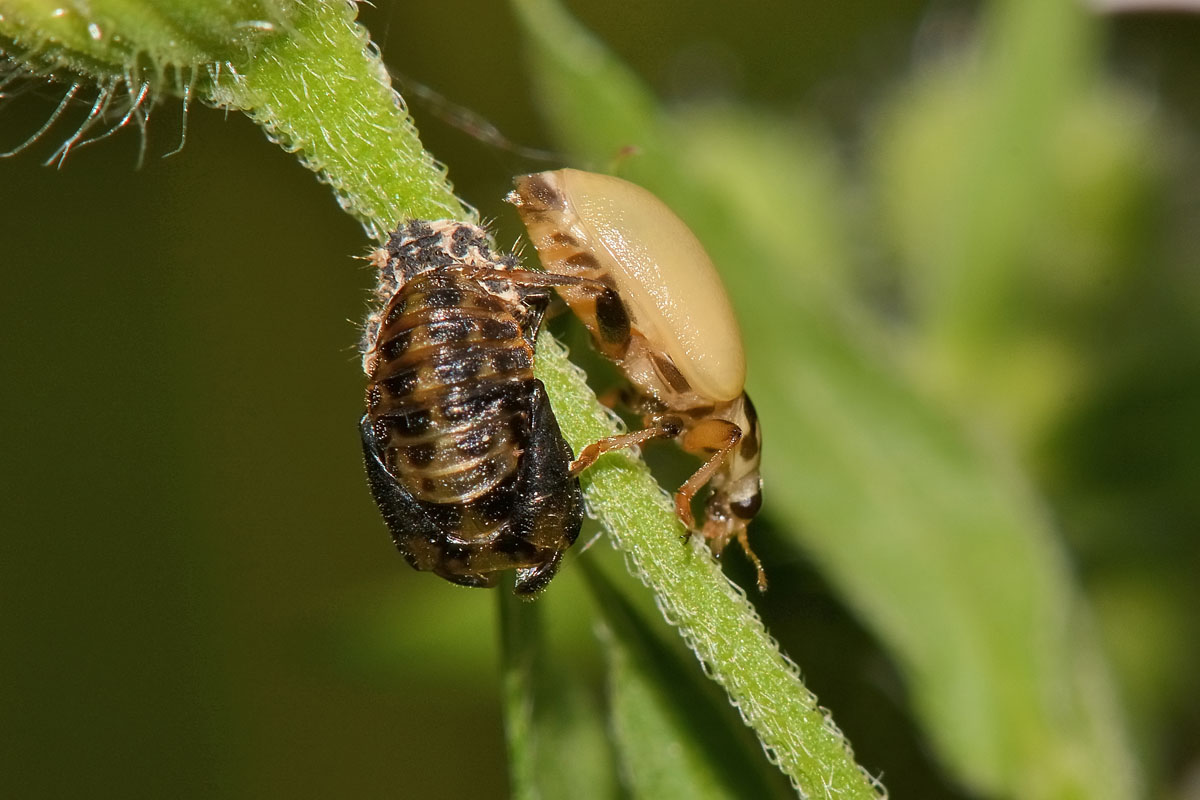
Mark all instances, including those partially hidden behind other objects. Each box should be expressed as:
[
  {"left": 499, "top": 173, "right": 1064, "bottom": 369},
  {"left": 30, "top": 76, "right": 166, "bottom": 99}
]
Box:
[{"left": 361, "top": 220, "right": 582, "bottom": 595}]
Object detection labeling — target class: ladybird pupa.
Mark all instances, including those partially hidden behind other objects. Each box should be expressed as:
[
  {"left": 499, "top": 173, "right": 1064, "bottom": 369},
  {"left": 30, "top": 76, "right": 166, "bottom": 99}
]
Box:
[{"left": 361, "top": 220, "right": 583, "bottom": 595}]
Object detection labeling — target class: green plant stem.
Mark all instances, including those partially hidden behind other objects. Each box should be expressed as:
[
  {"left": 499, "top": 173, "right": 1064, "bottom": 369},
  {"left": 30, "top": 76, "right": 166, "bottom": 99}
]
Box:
[
  {"left": 498, "top": 580, "right": 541, "bottom": 800},
  {"left": 208, "top": 1, "right": 469, "bottom": 239},
  {"left": 535, "top": 338, "right": 882, "bottom": 800}
]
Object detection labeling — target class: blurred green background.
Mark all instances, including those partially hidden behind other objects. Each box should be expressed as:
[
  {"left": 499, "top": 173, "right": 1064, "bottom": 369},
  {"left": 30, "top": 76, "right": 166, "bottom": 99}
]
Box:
[{"left": 2, "top": 1, "right": 1199, "bottom": 798}]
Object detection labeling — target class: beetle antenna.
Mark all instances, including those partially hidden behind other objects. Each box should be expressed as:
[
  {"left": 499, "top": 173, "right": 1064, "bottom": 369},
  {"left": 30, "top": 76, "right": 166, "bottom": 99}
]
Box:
[{"left": 388, "top": 67, "right": 566, "bottom": 164}]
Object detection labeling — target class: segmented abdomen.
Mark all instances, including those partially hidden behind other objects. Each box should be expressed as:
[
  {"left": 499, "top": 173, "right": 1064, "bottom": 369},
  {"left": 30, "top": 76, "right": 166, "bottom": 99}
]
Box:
[{"left": 364, "top": 270, "right": 535, "bottom": 537}]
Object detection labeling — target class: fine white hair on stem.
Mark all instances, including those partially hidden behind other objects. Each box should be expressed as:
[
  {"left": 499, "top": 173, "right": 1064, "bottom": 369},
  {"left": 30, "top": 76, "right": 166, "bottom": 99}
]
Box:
[
  {"left": 163, "top": 70, "right": 195, "bottom": 159},
  {"left": 0, "top": 82, "right": 79, "bottom": 158},
  {"left": 46, "top": 75, "right": 119, "bottom": 167},
  {"left": 68, "top": 80, "right": 152, "bottom": 166},
  {"left": 0, "top": 63, "right": 180, "bottom": 167}
]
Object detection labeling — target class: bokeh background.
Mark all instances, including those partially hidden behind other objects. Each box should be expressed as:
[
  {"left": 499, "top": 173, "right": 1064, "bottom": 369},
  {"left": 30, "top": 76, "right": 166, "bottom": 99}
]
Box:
[{"left": 3, "top": 1, "right": 1199, "bottom": 797}]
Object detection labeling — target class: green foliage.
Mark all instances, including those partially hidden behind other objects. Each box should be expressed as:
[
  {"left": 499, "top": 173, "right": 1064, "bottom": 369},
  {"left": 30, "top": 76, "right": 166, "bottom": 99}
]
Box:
[{"left": 6, "top": 0, "right": 1192, "bottom": 797}]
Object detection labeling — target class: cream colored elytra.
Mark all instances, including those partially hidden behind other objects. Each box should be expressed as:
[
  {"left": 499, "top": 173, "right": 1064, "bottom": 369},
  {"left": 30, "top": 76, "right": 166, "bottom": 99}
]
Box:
[
  {"left": 510, "top": 169, "right": 767, "bottom": 590},
  {"left": 546, "top": 169, "right": 746, "bottom": 402}
]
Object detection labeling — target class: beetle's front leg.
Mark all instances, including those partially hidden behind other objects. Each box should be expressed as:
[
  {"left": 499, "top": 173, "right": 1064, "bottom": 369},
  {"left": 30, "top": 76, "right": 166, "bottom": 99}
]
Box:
[{"left": 673, "top": 418, "right": 742, "bottom": 529}]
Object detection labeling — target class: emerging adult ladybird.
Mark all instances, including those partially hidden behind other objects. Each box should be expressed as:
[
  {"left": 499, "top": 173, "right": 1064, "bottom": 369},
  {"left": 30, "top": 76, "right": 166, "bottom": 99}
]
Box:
[
  {"left": 361, "top": 220, "right": 589, "bottom": 595},
  {"left": 509, "top": 169, "right": 767, "bottom": 590}
]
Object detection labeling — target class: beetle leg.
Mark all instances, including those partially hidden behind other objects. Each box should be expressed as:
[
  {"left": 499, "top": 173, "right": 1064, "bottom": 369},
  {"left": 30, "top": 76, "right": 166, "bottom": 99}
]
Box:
[
  {"left": 700, "top": 505, "right": 768, "bottom": 592},
  {"left": 736, "top": 527, "right": 768, "bottom": 593},
  {"left": 569, "top": 425, "right": 676, "bottom": 476},
  {"left": 465, "top": 265, "right": 610, "bottom": 293},
  {"left": 673, "top": 419, "right": 742, "bottom": 529}
]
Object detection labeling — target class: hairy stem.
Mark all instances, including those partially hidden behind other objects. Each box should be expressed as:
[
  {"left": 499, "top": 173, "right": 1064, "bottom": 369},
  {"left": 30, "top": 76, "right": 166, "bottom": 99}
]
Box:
[{"left": 535, "top": 338, "right": 883, "bottom": 799}]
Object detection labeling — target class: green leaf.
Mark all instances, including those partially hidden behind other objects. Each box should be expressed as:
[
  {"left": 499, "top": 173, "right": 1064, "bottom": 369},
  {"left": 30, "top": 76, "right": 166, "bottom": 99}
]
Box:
[
  {"left": 508, "top": 0, "right": 663, "bottom": 169},
  {"left": 499, "top": 574, "right": 620, "bottom": 800},
  {"left": 871, "top": 0, "right": 1158, "bottom": 446},
  {"left": 657, "top": 110, "right": 1131, "bottom": 800},
  {"left": 582, "top": 563, "right": 792, "bottom": 800}
]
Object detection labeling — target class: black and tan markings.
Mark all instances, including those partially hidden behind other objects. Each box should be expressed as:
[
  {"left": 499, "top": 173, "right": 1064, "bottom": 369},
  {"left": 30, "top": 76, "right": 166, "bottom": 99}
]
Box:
[
  {"left": 362, "top": 220, "right": 587, "bottom": 595},
  {"left": 509, "top": 170, "right": 768, "bottom": 591}
]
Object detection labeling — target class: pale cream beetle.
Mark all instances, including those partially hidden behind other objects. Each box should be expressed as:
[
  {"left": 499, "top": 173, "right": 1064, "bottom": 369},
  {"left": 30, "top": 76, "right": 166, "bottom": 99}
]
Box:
[{"left": 508, "top": 169, "right": 766, "bottom": 590}]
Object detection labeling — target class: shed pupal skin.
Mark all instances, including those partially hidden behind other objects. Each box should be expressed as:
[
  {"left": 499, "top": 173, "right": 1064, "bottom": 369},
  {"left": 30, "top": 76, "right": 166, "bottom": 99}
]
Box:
[
  {"left": 509, "top": 169, "right": 767, "bottom": 590},
  {"left": 362, "top": 220, "right": 604, "bottom": 595}
]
